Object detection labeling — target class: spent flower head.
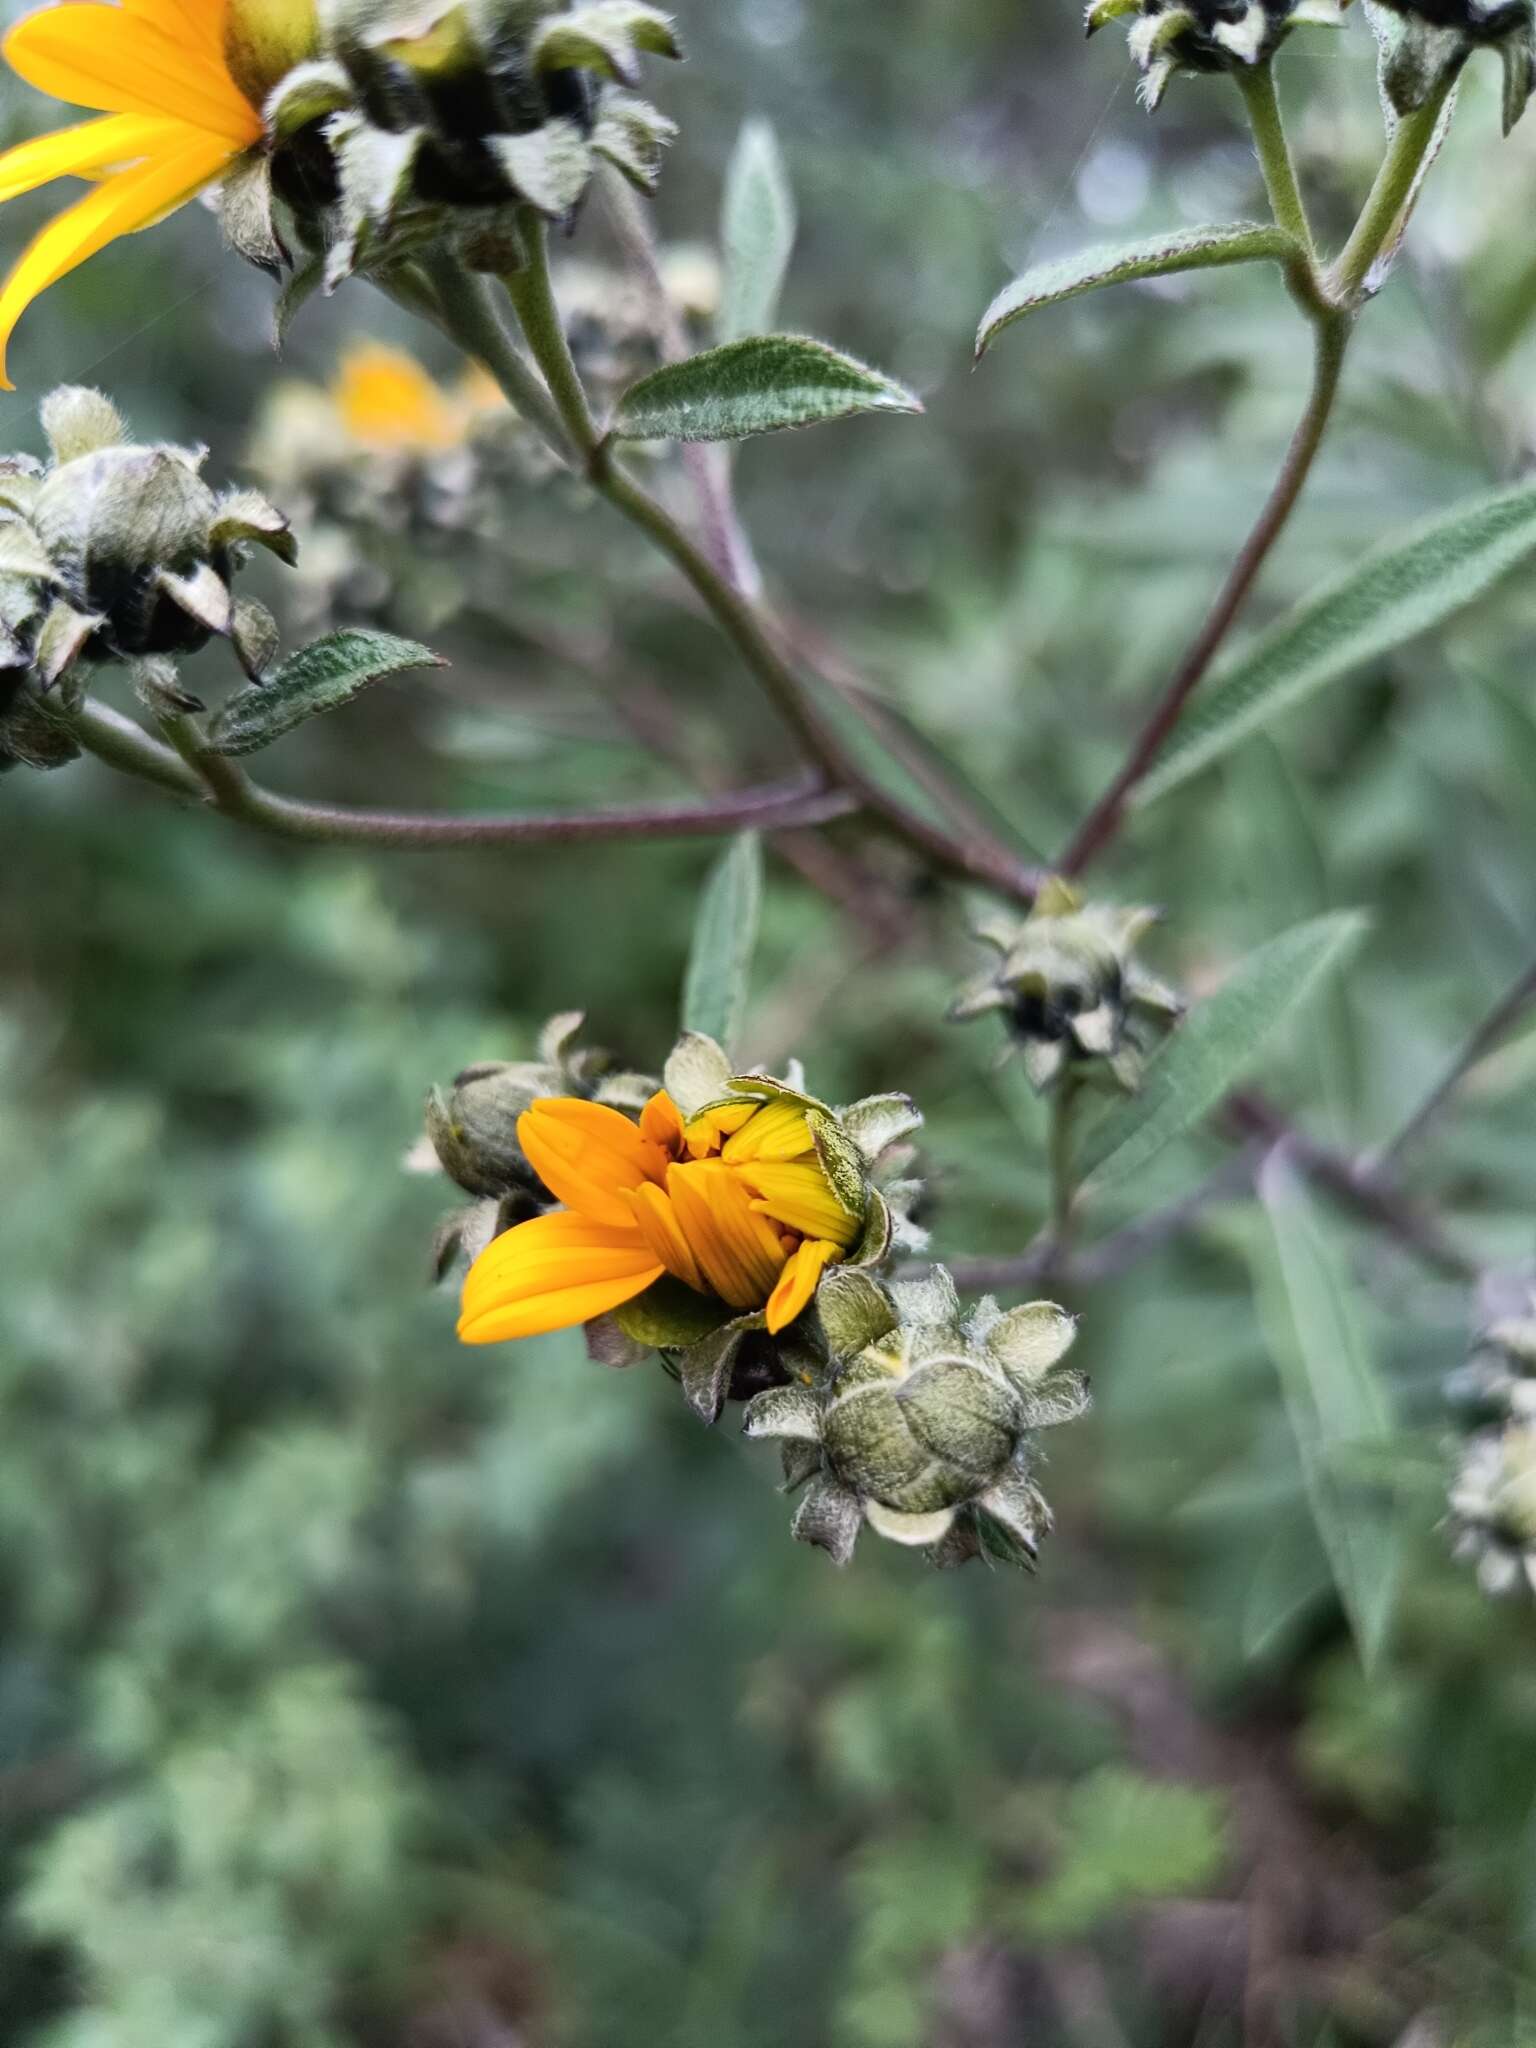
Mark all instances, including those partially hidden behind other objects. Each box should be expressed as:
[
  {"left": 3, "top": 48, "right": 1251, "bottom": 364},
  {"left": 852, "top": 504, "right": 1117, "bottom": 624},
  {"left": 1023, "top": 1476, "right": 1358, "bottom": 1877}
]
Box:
[
  {"left": 1449, "top": 1423, "right": 1536, "bottom": 1596},
  {"left": 948, "top": 876, "right": 1182, "bottom": 1095},
  {"left": 744, "top": 1265, "right": 1089, "bottom": 1569},
  {"left": 0, "top": 384, "right": 293, "bottom": 747},
  {"left": 1087, "top": 0, "right": 1350, "bottom": 109}
]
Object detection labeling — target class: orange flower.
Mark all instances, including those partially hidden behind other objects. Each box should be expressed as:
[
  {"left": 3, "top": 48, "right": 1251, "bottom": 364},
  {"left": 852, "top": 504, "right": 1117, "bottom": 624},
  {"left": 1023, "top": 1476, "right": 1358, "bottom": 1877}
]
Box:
[
  {"left": 457, "top": 1090, "right": 864, "bottom": 1346},
  {"left": 0, "top": 0, "right": 318, "bottom": 388}
]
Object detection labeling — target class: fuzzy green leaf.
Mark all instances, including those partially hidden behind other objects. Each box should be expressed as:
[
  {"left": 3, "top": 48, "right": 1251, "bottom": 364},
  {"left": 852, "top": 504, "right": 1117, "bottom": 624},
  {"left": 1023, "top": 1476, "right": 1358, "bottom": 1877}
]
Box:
[
  {"left": 610, "top": 335, "right": 921, "bottom": 443},
  {"left": 681, "top": 832, "right": 762, "bottom": 1058},
  {"left": 1083, "top": 912, "right": 1368, "bottom": 1186},
  {"left": 1137, "top": 478, "right": 1536, "bottom": 803},
  {"left": 1255, "top": 1151, "right": 1400, "bottom": 1673},
  {"left": 976, "top": 223, "right": 1300, "bottom": 360},
  {"left": 719, "top": 119, "right": 797, "bottom": 343},
  {"left": 206, "top": 629, "right": 444, "bottom": 755}
]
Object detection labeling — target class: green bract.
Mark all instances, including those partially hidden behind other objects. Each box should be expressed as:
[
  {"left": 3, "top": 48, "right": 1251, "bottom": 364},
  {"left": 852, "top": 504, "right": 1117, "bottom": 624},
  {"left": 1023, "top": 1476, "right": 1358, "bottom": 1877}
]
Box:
[
  {"left": 948, "top": 877, "right": 1182, "bottom": 1096},
  {"left": 0, "top": 388, "right": 293, "bottom": 768},
  {"left": 1087, "top": 0, "right": 1350, "bottom": 109},
  {"left": 744, "top": 1266, "right": 1089, "bottom": 1569}
]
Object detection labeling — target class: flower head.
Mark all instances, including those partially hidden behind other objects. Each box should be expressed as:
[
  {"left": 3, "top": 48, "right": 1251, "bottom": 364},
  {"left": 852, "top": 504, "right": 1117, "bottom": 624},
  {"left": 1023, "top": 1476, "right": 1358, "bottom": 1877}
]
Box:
[
  {"left": 1087, "top": 0, "right": 1350, "bottom": 108},
  {"left": 0, "top": 383, "right": 292, "bottom": 713},
  {"left": 457, "top": 1030, "right": 923, "bottom": 1392},
  {"left": 948, "top": 877, "right": 1182, "bottom": 1095},
  {"left": 744, "top": 1266, "right": 1089, "bottom": 1568},
  {"left": 1449, "top": 1423, "right": 1536, "bottom": 1596},
  {"left": 0, "top": 0, "right": 312, "bottom": 386},
  {"left": 1365, "top": 0, "right": 1535, "bottom": 131}
]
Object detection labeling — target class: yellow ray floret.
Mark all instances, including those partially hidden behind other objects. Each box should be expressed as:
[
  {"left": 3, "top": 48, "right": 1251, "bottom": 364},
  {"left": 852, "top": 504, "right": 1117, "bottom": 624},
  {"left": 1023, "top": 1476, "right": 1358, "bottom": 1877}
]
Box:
[
  {"left": 0, "top": 0, "right": 263, "bottom": 387},
  {"left": 457, "top": 1087, "right": 867, "bottom": 1347}
]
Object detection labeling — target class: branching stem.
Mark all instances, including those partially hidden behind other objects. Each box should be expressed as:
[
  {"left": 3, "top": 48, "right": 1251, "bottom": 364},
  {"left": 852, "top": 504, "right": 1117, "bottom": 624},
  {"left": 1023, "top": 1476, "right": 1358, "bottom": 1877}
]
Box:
[{"left": 71, "top": 699, "right": 856, "bottom": 847}]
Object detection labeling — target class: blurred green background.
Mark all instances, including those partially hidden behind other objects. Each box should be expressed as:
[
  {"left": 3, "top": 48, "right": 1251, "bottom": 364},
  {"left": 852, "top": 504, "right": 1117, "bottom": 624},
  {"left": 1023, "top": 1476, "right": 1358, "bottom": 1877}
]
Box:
[{"left": 6, "top": 2, "right": 1536, "bottom": 2041}]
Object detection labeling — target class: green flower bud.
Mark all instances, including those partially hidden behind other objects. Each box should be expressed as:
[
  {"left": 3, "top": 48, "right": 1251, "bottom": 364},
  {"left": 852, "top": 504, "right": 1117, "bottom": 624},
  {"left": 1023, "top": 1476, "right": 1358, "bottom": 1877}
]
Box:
[
  {"left": 948, "top": 877, "right": 1182, "bottom": 1096},
  {"left": 744, "top": 1267, "right": 1089, "bottom": 1570},
  {"left": 1365, "top": 0, "right": 1534, "bottom": 132},
  {"left": 0, "top": 388, "right": 295, "bottom": 708},
  {"left": 1088, "top": 0, "right": 1349, "bottom": 109}
]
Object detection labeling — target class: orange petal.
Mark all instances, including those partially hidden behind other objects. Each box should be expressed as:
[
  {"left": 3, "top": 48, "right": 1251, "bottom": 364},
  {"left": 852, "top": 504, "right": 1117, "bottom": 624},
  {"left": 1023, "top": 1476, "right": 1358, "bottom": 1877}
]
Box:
[
  {"left": 720, "top": 1100, "right": 814, "bottom": 1164},
  {"left": 736, "top": 1159, "right": 861, "bottom": 1247},
  {"left": 458, "top": 1210, "right": 660, "bottom": 1344},
  {"left": 124, "top": 0, "right": 225, "bottom": 57},
  {"left": 624, "top": 1182, "right": 704, "bottom": 1293},
  {"left": 765, "top": 1239, "right": 838, "bottom": 1334},
  {"left": 0, "top": 112, "right": 180, "bottom": 203},
  {"left": 638, "top": 1088, "right": 684, "bottom": 1155},
  {"left": 0, "top": 131, "right": 240, "bottom": 389},
  {"left": 517, "top": 1097, "right": 668, "bottom": 1228},
  {"left": 666, "top": 1159, "right": 787, "bottom": 1309},
  {"left": 4, "top": 6, "right": 259, "bottom": 139}
]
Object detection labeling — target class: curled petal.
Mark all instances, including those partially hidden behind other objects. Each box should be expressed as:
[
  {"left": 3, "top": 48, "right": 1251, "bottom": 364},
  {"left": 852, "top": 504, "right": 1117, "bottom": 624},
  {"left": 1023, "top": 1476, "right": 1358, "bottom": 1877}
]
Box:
[{"left": 458, "top": 1210, "right": 660, "bottom": 1344}]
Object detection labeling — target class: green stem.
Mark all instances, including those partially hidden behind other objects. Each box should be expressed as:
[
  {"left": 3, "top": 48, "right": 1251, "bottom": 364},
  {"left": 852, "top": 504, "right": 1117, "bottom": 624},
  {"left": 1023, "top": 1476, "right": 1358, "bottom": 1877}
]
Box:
[
  {"left": 1049, "top": 1074, "right": 1083, "bottom": 1250},
  {"left": 1235, "top": 64, "right": 1316, "bottom": 259},
  {"left": 1330, "top": 85, "right": 1453, "bottom": 304},
  {"left": 71, "top": 699, "right": 856, "bottom": 847},
  {"left": 414, "top": 251, "right": 568, "bottom": 458},
  {"left": 500, "top": 216, "right": 601, "bottom": 456}
]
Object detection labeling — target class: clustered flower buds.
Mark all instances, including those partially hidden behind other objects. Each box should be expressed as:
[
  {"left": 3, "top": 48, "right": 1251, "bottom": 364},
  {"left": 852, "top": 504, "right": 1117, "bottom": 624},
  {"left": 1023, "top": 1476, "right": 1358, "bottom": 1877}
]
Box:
[
  {"left": 253, "top": 0, "right": 681, "bottom": 289},
  {"left": 948, "top": 877, "right": 1182, "bottom": 1095},
  {"left": 421, "top": 1016, "right": 1093, "bottom": 1574},
  {"left": 1087, "top": 0, "right": 1350, "bottom": 109},
  {"left": 1365, "top": 0, "right": 1535, "bottom": 133},
  {"left": 744, "top": 1266, "right": 1088, "bottom": 1569},
  {"left": 0, "top": 388, "right": 294, "bottom": 769},
  {"left": 1447, "top": 1297, "right": 1536, "bottom": 1594}
]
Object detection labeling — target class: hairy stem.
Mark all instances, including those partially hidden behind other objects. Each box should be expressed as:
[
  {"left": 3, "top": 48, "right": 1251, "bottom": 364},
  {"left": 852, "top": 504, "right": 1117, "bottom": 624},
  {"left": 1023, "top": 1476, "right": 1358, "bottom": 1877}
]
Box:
[
  {"left": 1374, "top": 950, "right": 1536, "bottom": 1171},
  {"left": 1049, "top": 1074, "right": 1084, "bottom": 1253},
  {"left": 1059, "top": 312, "right": 1348, "bottom": 875},
  {"left": 1235, "top": 64, "right": 1315, "bottom": 258},
  {"left": 500, "top": 215, "right": 601, "bottom": 455},
  {"left": 72, "top": 699, "right": 856, "bottom": 847},
  {"left": 1330, "top": 85, "right": 1453, "bottom": 306}
]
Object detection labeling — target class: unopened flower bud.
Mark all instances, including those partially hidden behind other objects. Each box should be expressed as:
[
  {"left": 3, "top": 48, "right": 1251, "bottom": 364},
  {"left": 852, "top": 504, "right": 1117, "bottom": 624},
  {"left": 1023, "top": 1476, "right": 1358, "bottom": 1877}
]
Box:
[
  {"left": 948, "top": 877, "right": 1182, "bottom": 1095},
  {"left": 1366, "top": 0, "right": 1535, "bottom": 131},
  {"left": 745, "top": 1266, "right": 1089, "bottom": 1569}
]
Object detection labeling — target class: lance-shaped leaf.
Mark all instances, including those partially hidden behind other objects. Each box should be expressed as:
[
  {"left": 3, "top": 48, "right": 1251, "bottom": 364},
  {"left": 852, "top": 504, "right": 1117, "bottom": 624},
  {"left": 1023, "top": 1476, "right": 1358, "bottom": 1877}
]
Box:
[
  {"left": 976, "top": 223, "right": 1302, "bottom": 360},
  {"left": 681, "top": 831, "right": 762, "bottom": 1058},
  {"left": 1137, "top": 477, "right": 1536, "bottom": 803},
  {"left": 611, "top": 335, "right": 920, "bottom": 443},
  {"left": 1254, "top": 1151, "right": 1400, "bottom": 1672},
  {"left": 206, "top": 629, "right": 444, "bottom": 756},
  {"left": 1081, "top": 912, "right": 1368, "bottom": 1187},
  {"left": 719, "top": 118, "right": 797, "bottom": 342}
]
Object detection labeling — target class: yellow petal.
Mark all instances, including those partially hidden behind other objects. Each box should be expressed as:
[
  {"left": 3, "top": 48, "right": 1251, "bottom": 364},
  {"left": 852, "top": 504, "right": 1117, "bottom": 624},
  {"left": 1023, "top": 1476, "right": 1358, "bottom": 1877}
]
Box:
[
  {"left": 124, "top": 0, "right": 225, "bottom": 57},
  {"left": 735, "top": 1159, "right": 861, "bottom": 1247},
  {"left": 683, "top": 1099, "right": 756, "bottom": 1159},
  {"left": 517, "top": 1097, "right": 668, "bottom": 1228},
  {"left": 765, "top": 1239, "right": 838, "bottom": 1334},
  {"left": 623, "top": 1182, "right": 704, "bottom": 1293},
  {"left": 666, "top": 1159, "right": 787, "bottom": 1309},
  {"left": 0, "top": 112, "right": 180, "bottom": 203},
  {"left": 4, "top": 6, "right": 259, "bottom": 140},
  {"left": 334, "top": 343, "right": 462, "bottom": 452},
  {"left": 720, "top": 1099, "right": 814, "bottom": 1164},
  {"left": 458, "top": 1210, "right": 660, "bottom": 1344},
  {"left": 0, "top": 131, "right": 240, "bottom": 389}
]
